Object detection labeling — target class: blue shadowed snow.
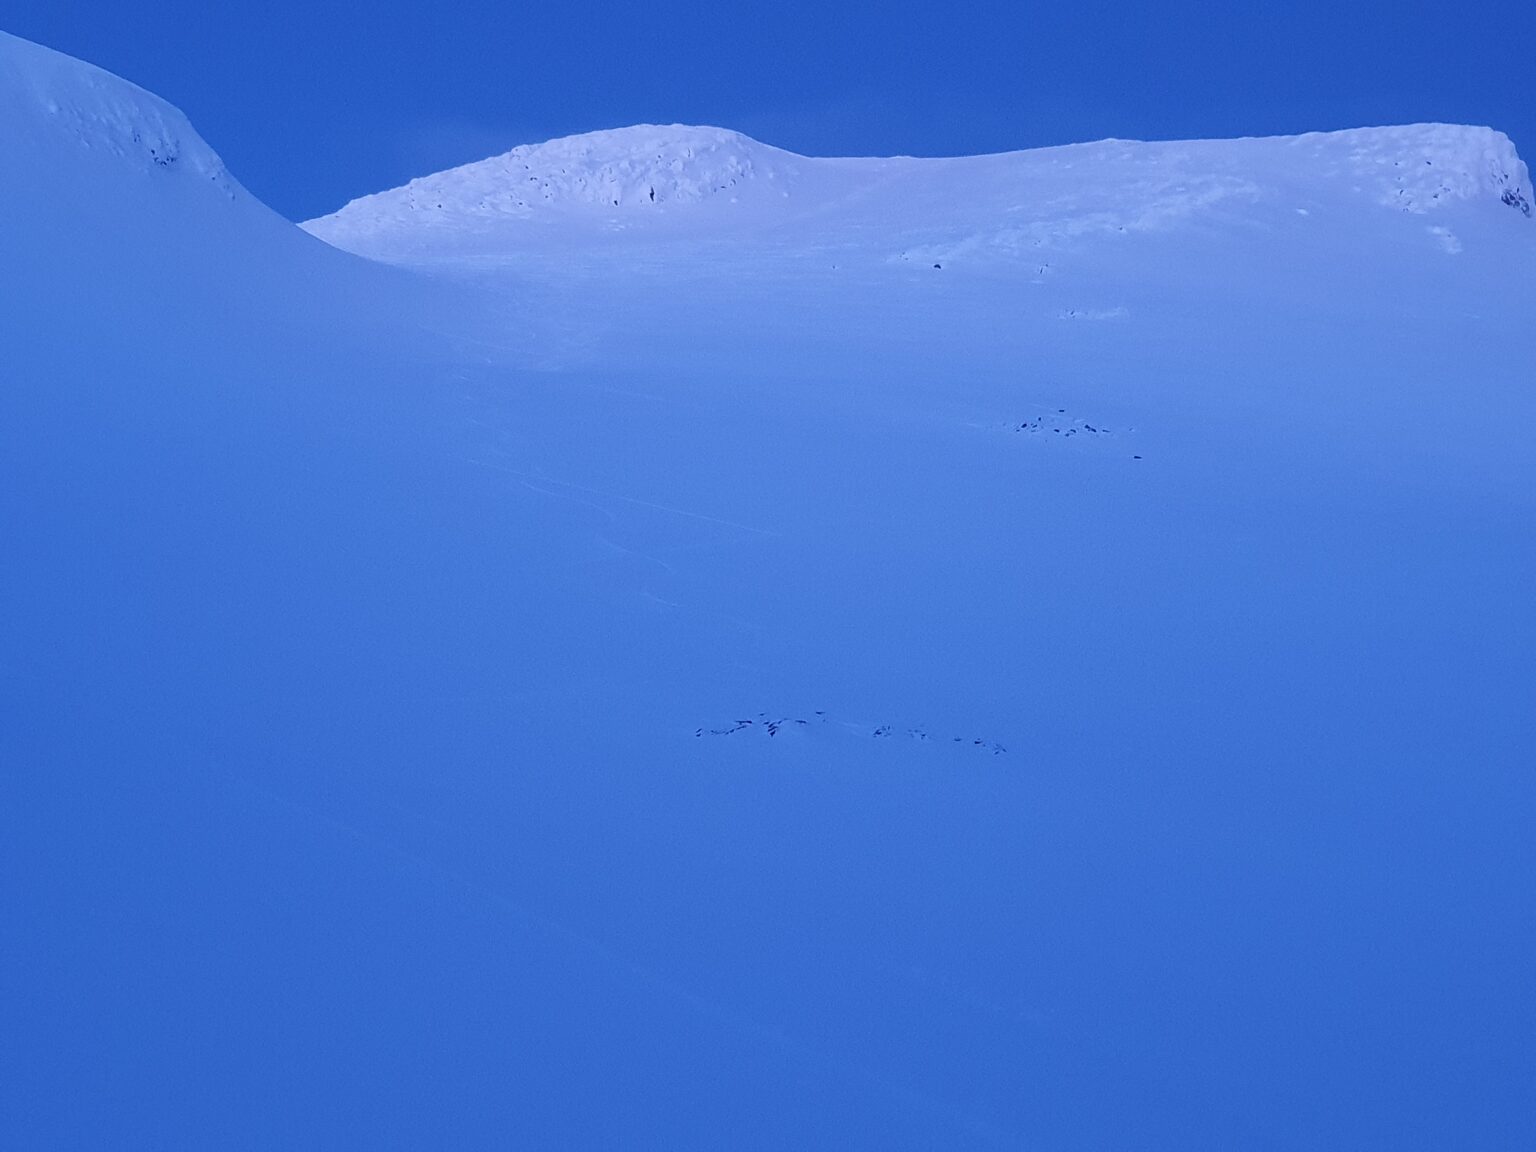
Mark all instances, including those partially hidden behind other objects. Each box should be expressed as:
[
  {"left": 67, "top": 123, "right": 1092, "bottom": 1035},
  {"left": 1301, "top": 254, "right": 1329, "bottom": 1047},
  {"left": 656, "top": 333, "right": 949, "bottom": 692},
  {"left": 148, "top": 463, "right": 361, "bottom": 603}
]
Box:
[{"left": 3, "top": 30, "right": 1535, "bottom": 1149}]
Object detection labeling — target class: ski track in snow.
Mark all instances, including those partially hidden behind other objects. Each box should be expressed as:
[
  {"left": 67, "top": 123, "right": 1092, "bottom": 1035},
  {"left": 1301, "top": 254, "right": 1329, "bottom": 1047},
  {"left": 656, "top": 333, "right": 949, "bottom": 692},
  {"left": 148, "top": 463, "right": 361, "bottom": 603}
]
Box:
[
  {"left": 211, "top": 762, "right": 1010, "bottom": 1144},
  {"left": 468, "top": 457, "right": 781, "bottom": 537}
]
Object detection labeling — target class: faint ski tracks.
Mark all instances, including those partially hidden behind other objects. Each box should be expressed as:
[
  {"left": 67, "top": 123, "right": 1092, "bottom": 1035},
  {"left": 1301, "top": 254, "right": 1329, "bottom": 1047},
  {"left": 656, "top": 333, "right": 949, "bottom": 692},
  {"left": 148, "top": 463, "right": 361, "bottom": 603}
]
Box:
[
  {"left": 212, "top": 762, "right": 1013, "bottom": 1146},
  {"left": 467, "top": 457, "right": 781, "bottom": 537}
]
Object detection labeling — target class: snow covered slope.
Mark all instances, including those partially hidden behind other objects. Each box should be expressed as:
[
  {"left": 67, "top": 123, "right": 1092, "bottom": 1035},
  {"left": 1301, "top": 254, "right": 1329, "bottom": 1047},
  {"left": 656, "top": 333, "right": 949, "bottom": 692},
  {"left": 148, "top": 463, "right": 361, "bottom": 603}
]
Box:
[
  {"left": 303, "top": 121, "right": 1534, "bottom": 386},
  {"left": 6, "top": 30, "right": 1536, "bottom": 1150}
]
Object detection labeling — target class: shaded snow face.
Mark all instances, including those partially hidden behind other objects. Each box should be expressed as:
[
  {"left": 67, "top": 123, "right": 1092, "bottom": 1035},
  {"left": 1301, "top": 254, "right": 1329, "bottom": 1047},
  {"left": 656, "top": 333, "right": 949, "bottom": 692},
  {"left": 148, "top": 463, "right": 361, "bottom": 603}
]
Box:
[{"left": 5, "top": 30, "right": 1536, "bottom": 1152}]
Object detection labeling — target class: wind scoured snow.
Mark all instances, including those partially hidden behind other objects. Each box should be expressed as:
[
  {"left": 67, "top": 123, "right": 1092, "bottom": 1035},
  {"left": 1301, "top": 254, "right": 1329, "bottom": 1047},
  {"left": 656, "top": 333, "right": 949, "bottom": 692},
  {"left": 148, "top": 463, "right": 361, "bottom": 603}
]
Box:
[
  {"left": 0, "top": 29, "right": 233, "bottom": 191},
  {"left": 344, "top": 123, "right": 793, "bottom": 216}
]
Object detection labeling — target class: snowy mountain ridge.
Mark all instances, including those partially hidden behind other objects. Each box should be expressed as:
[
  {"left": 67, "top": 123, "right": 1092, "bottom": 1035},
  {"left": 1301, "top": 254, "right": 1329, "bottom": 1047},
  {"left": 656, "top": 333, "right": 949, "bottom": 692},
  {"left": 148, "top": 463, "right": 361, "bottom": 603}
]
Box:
[
  {"left": 0, "top": 30, "right": 235, "bottom": 196},
  {"left": 1337, "top": 122, "right": 1531, "bottom": 215},
  {"left": 304, "top": 120, "right": 1530, "bottom": 263}
]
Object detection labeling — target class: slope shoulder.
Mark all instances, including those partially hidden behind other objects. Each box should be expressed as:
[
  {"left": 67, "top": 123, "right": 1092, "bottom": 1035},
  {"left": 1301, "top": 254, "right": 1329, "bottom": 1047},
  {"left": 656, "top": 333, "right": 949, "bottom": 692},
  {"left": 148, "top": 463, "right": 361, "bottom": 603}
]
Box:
[{"left": 0, "top": 29, "right": 236, "bottom": 194}]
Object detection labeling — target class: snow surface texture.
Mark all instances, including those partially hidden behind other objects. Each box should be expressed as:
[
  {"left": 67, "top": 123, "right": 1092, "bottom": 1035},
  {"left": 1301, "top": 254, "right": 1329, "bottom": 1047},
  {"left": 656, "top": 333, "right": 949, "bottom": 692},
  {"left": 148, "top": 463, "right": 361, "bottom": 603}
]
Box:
[
  {"left": 6, "top": 29, "right": 1536, "bottom": 1151},
  {"left": 371, "top": 124, "right": 794, "bottom": 214}
]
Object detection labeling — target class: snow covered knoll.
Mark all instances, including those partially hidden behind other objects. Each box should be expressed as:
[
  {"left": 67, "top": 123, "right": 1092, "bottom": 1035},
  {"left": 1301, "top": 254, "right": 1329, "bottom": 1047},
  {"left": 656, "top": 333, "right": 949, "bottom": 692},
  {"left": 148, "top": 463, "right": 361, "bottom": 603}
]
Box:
[{"left": 5, "top": 29, "right": 1536, "bottom": 1151}]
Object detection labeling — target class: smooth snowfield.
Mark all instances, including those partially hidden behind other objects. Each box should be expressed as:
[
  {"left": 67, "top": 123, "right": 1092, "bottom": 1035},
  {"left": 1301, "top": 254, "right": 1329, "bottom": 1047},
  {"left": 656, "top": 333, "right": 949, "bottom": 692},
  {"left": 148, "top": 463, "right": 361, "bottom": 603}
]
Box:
[{"left": 4, "top": 30, "right": 1535, "bottom": 1149}]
